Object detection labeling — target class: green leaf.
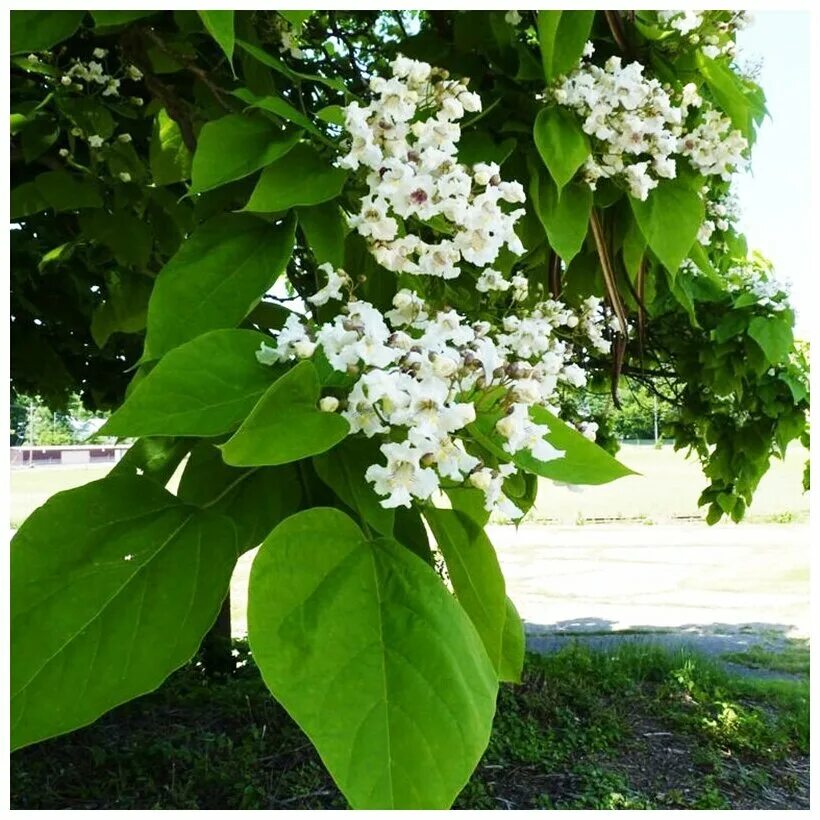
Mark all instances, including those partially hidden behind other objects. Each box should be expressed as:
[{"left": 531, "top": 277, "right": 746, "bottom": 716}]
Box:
[
  {"left": 532, "top": 173, "right": 591, "bottom": 263},
  {"left": 458, "top": 132, "right": 517, "bottom": 168},
  {"left": 149, "top": 109, "right": 192, "bottom": 186},
  {"left": 20, "top": 116, "right": 59, "bottom": 163},
  {"left": 190, "top": 114, "right": 300, "bottom": 195},
  {"left": 103, "top": 329, "right": 278, "bottom": 438},
  {"left": 91, "top": 11, "right": 157, "bottom": 27},
  {"left": 748, "top": 315, "right": 794, "bottom": 365},
  {"left": 221, "top": 360, "right": 350, "bottom": 466},
  {"left": 34, "top": 171, "right": 102, "bottom": 212},
  {"left": 235, "top": 39, "right": 347, "bottom": 94},
  {"left": 445, "top": 487, "right": 491, "bottom": 528},
  {"left": 424, "top": 508, "right": 507, "bottom": 674},
  {"left": 629, "top": 178, "right": 705, "bottom": 275},
  {"left": 78, "top": 210, "right": 152, "bottom": 269},
  {"left": 179, "top": 443, "right": 302, "bottom": 553},
  {"left": 279, "top": 10, "right": 313, "bottom": 30},
  {"left": 534, "top": 106, "right": 590, "bottom": 191},
  {"left": 394, "top": 506, "right": 435, "bottom": 565},
  {"left": 244, "top": 143, "right": 348, "bottom": 212},
  {"left": 499, "top": 597, "right": 526, "bottom": 684},
  {"left": 248, "top": 507, "right": 498, "bottom": 809},
  {"left": 536, "top": 11, "right": 595, "bottom": 82},
  {"left": 197, "top": 11, "right": 235, "bottom": 65},
  {"left": 316, "top": 105, "right": 345, "bottom": 126},
  {"left": 110, "top": 437, "right": 193, "bottom": 486},
  {"left": 11, "top": 11, "right": 84, "bottom": 54},
  {"left": 469, "top": 403, "right": 635, "bottom": 485},
  {"left": 57, "top": 96, "right": 115, "bottom": 139},
  {"left": 239, "top": 90, "right": 330, "bottom": 143},
  {"left": 11, "top": 475, "right": 237, "bottom": 750},
  {"left": 297, "top": 201, "right": 348, "bottom": 267},
  {"left": 91, "top": 273, "right": 153, "bottom": 348},
  {"left": 144, "top": 213, "right": 295, "bottom": 360},
  {"left": 10, "top": 182, "right": 49, "bottom": 220},
  {"left": 696, "top": 52, "right": 761, "bottom": 139},
  {"left": 622, "top": 213, "right": 647, "bottom": 281},
  {"left": 313, "top": 437, "right": 394, "bottom": 537}
]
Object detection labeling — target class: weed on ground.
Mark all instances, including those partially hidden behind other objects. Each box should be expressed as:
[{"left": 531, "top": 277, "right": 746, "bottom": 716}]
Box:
[{"left": 10, "top": 641, "right": 809, "bottom": 810}]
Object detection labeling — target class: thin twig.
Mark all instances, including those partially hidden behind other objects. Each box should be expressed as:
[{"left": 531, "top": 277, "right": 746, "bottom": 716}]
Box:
[{"left": 604, "top": 10, "right": 631, "bottom": 56}]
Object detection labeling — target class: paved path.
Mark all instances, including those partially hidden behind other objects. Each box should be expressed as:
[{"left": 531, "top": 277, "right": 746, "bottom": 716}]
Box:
[
  {"left": 489, "top": 522, "right": 810, "bottom": 637},
  {"left": 230, "top": 523, "right": 810, "bottom": 661}
]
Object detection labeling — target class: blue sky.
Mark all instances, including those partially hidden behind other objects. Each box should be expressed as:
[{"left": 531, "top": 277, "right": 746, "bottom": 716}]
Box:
[{"left": 734, "top": 11, "right": 811, "bottom": 335}]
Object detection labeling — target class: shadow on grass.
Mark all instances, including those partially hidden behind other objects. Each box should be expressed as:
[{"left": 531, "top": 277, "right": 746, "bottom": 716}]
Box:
[{"left": 10, "top": 636, "right": 810, "bottom": 811}]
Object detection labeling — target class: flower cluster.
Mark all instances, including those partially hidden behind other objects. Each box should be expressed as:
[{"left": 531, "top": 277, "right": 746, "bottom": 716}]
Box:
[
  {"left": 54, "top": 53, "right": 144, "bottom": 154},
  {"left": 698, "top": 189, "right": 741, "bottom": 245},
  {"left": 655, "top": 10, "right": 752, "bottom": 60},
  {"left": 339, "top": 55, "right": 526, "bottom": 280},
  {"left": 256, "top": 277, "right": 611, "bottom": 518},
  {"left": 61, "top": 52, "right": 142, "bottom": 99},
  {"left": 553, "top": 52, "right": 748, "bottom": 200},
  {"left": 726, "top": 257, "right": 791, "bottom": 312}
]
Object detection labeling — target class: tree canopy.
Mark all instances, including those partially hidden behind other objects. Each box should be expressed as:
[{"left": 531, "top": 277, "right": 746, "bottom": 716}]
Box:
[{"left": 9, "top": 9, "right": 811, "bottom": 809}]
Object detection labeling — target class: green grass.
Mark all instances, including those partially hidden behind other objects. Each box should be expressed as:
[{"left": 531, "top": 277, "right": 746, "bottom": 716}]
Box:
[
  {"left": 723, "top": 638, "right": 810, "bottom": 676},
  {"left": 11, "top": 442, "right": 808, "bottom": 530},
  {"left": 530, "top": 441, "right": 809, "bottom": 524},
  {"left": 10, "top": 641, "right": 809, "bottom": 810}
]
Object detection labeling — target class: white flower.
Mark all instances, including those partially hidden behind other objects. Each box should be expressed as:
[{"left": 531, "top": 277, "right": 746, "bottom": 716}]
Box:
[
  {"left": 511, "top": 274, "right": 529, "bottom": 302},
  {"left": 505, "top": 10, "right": 522, "bottom": 26},
  {"left": 126, "top": 64, "right": 143, "bottom": 81},
  {"left": 58, "top": 148, "right": 69, "bottom": 157},
  {"left": 319, "top": 396, "right": 340, "bottom": 413},
  {"left": 60, "top": 75, "right": 72, "bottom": 86},
  {"left": 118, "top": 133, "right": 132, "bottom": 143},
  {"left": 93, "top": 47, "right": 108, "bottom": 59},
  {"left": 365, "top": 441, "right": 440, "bottom": 508},
  {"left": 87, "top": 134, "right": 104, "bottom": 148},
  {"left": 476, "top": 269, "right": 511, "bottom": 293},
  {"left": 308, "top": 263, "right": 349, "bottom": 306},
  {"left": 118, "top": 172, "right": 131, "bottom": 182}
]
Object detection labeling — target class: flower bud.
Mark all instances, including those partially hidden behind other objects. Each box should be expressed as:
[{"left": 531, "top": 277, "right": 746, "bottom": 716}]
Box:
[{"left": 319, "top": 396, "right": 340, "bottom": 413}]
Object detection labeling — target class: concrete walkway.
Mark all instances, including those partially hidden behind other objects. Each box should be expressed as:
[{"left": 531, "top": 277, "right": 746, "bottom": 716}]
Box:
[
  {"left": 489, "top": 523, "right": 809, "bottom": 641},
  {"left": 229, "top": 522, "right": 810, "bottom": 663}
]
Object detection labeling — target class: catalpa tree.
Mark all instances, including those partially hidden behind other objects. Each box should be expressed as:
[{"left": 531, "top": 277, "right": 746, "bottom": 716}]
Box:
[{"left": 10, "top": 9, "right": 809, "bottom": 810}]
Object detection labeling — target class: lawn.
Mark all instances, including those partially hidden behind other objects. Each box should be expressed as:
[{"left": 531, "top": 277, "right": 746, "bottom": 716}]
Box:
[
  {"left": 10, "top": 641, "right": 809, "bottom": 810},
  {"left": 9, "top": 442, "right": 809, "bottom": 529}
]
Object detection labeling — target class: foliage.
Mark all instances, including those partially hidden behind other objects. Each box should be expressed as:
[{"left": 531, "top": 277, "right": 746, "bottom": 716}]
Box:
[
  {"left": 9, "top": 8, "right": 810, "bottom": 809},
  {"left": 10, "top": 641, "right": 810, "bottom": 810},
  {"left": 10, "top": 392, "right": 107, "bottom": 445}
]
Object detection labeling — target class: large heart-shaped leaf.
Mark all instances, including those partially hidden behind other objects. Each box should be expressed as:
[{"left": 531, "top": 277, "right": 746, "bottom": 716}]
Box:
[
  {"left": 198, "top": 11, "right": 235, "bottom": 66},
  {"left": 469, "top": 403, "right": 635, "bottom": 485},
  {"left": 11, "top": 475, "right": 237, "bottom": 750},
  {"left": 536, "top": 10, "right": 595, "bottom": 82},
  {"left": 190, "top": 115, "right": 299, "bottom": 194},
  {"left": 144, "top": 213, "right": 295, "bottom": 360},
  {"left": 629, "top": 178, "right": 704, "bottom": 276},
  {"left": 248, "top": 507, "right": 498, "bottom": 809},
  {"left": 103, "top": 329, "right": 278, "bottom": 438},
  {"left": 221, "top": 360, "right": 349, "bottom": 466},
  {"left": 243, "top": 143, "right": 348, "bottom": 212},
  {"left": 178, "top": 442, "right": 303, "bottom": 553}
]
